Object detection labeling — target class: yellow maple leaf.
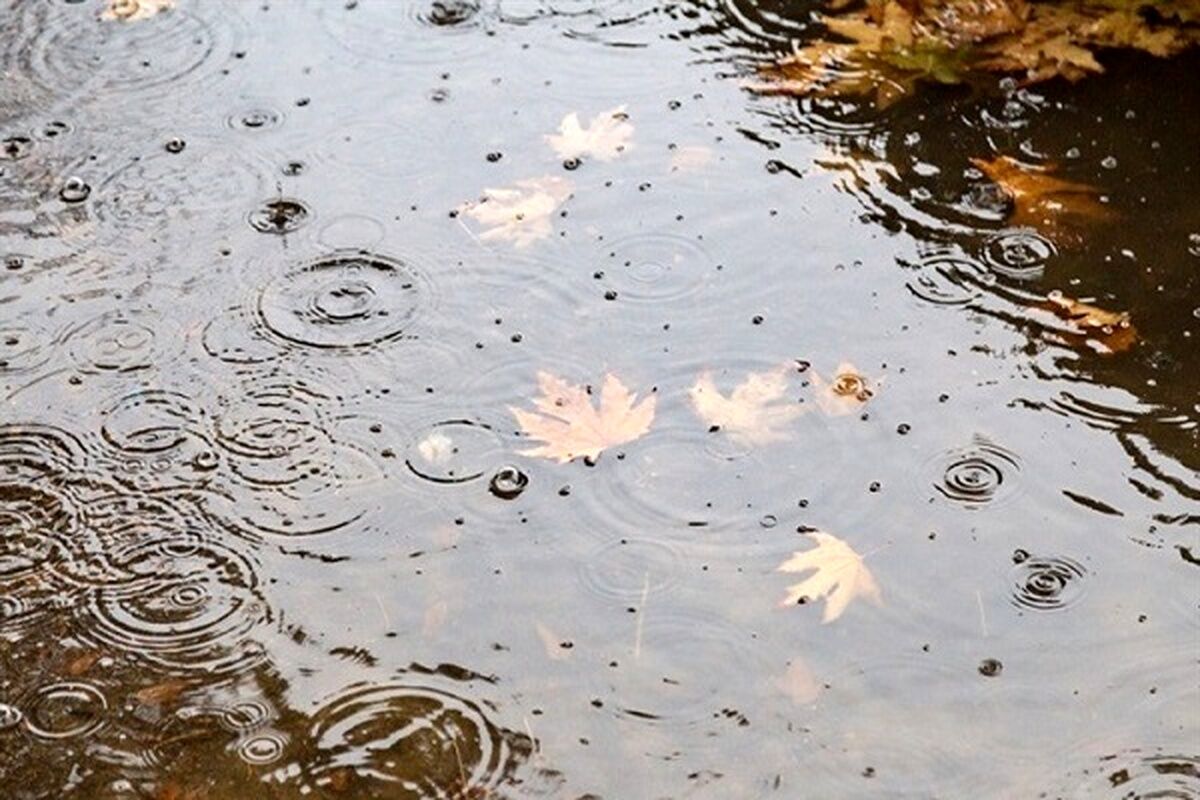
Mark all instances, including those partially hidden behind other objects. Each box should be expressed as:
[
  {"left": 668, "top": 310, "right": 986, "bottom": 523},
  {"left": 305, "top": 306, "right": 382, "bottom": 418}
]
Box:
[
  {"left": 778, "top": 531, "right": 882, "bottom": 623},
  {"left": 972, "top": 156, "right": 1113, "bottom": 243},
  {"left": 811, "top": 362, "right": 875, "bottom": 417},
  {"left": 102, "top": 0, "right": 173, "bottom": 21},
  {"left": 545, "top": 106, "right": 634, "bottom": 162},
  {"left": 688, "top": 367, "right": 806, "bottom": 445},
  {"left": 460, "top": 176, "right": 573, "bottom": 248},
  {"left": 510, "top": 372, "right": 656, "bottom": 463}
]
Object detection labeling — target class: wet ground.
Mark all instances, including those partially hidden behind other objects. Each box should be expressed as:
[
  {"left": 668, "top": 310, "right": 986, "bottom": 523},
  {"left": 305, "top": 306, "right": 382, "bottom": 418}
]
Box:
[{"left": 0, "top": 0, "right": 1198, "bottom": 797}]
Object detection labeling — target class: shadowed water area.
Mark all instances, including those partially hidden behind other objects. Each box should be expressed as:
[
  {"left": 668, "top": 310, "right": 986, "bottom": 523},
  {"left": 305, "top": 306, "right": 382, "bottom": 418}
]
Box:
[{"left": 0, "top": 0, "right": 1197, "bottom": 797}]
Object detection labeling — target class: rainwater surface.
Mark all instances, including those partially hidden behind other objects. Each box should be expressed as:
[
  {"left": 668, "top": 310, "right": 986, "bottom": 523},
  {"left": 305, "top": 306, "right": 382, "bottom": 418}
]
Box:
[{"left": 0, "top": 1, "right": 1197, "bottom": 798}]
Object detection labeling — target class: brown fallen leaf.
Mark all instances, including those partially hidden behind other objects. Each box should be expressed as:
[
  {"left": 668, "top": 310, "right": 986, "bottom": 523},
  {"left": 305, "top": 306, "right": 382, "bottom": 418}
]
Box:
[
  {"left": 155, "top": 783, "right": 207, "bottom": 800},
  {"left": 778, "top": 531, "right": 882, "bottom": 622},
  {"left": 102, "top": 0, "right": 174, "bottom": 21},
  {"left": 545, "top": 106, "right": 634, "bottom": 162},
  {"left": 1039, "top": 291, "right": 1138, "bottom": 354},
  {"left": 972, "top": 156, "right": 1113, "bottom": 243},
  {"left": 460, "top": 176, "right": 573, "bottom": 248},
  {"left": 689, "top": 366, "right": 806, "bottom": 445},
  {"left": 134, "top": 678, "right": 190, "bottom": 707},
  {"left": 66, "top": 650, "right": 102, "bottom": 676},
  {"left": 510, "top": 372, "right": 656, "bottom": 463},
  {"left": 811, "top": 362, "right": 875, "bottom": 417}
]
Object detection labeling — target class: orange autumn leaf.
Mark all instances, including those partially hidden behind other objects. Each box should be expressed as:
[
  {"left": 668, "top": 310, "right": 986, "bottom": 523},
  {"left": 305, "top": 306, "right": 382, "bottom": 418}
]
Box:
[
  {"left": 972, "top": 156, "right": 1113, "bottom": 242},
  {"left": 511, "top": 372, "right": 656, "bottom": 463}
]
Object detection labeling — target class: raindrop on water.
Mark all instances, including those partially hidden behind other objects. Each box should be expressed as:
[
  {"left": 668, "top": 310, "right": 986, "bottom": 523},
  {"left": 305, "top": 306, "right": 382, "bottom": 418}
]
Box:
[
  {"left": 0, "top": 703, "right": 21, "bottom": 731},
  {"left": 489, "top": 465, "right": 528, "bottom": 500},
  {"left": 59, "top": 176, "right": 91, "bottom": 203},
  {"left": 248, "top": 199, "right": 310, "bottom": 234},
  {"left": 978, "top": 658, "right": 1002, "bottom": 677}
]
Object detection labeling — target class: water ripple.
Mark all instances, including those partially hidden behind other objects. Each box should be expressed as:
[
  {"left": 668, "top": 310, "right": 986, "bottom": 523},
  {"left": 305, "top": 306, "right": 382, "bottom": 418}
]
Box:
[{"left": 303, "top": 680, "right": 533, "bottom": 797}]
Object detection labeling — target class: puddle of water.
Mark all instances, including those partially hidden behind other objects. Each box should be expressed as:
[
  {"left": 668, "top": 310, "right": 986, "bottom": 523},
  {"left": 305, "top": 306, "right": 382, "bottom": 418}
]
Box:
[{"left": 0, "top": 0, "right": 1197, "bottom": 797}]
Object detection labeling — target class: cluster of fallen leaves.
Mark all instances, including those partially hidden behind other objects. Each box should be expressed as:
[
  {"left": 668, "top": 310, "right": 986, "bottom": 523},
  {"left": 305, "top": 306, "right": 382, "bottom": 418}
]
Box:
[
  {"left": 459, "top": 107, "right": 634, "bottom": 247},
  {"left": 509, "top": 364, "right": 881, "bottom": 622},
  {"left": 751, "top": 0, "right": 1200, "bottom": 105},
  {"left": 510, "top": 362, "right": 874, "bottom": 463}
]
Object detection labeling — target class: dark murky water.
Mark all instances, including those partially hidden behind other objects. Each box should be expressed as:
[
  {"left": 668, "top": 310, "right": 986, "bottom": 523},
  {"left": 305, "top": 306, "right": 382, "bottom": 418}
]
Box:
[{"left": 1, "top": 1, "right": 1197, "bottom": 797}]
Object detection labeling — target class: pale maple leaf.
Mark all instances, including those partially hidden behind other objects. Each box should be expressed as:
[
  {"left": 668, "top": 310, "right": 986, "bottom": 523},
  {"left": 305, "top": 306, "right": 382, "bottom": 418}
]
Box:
[
  {"left": 545, "top": 106, "right": 634, "bottom": 162},
  {"left": 810, "top": 362, "right": 875, "bottom": 417},
  {"left": 416, "top": 431, "right": 454, "bottom": 464},
  {"left": 460, "top": 176, "right": 573, "bottom": 248},
  {"left": 102, "top": 0, "right": 174, "bottom": 21},
  {"left": 669, "top": 145, "right": 714, "bottom": 174},
  {"left": 689, "top": 367, "right": 806, "bottom": 445},
  {"left": 778, "top": 531, "right": 882, "bottom": 623},
  {"left": 510, "top": 372, "right": 656, "bottom": 463}
]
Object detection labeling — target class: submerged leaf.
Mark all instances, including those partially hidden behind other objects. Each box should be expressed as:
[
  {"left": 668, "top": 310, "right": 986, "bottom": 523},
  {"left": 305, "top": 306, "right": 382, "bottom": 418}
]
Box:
[
  {"left": 545, "top": 106, "right": 634, "bottom": 162},
  {"left": 460, "top": 176, "right": 573, "bottom": 248},
  {"left": 689, "top": 366, "right": 806, "bottom": 445},
  {"left": 102, "top": 0, "right": 174, "bottom": 21},
  {"left": 972, "top": 156, "right": 1113, "bottom": 242},
  {"left": 1039, "top": 291, "right": 1138, "bottom": 353},
  {"left": 776, "top": 657, "right": 822, "bottom": 704},
  {"left": 669, "top": 144, "right": 715, "bottom": 174},
  {"left": 778, "top": 531, "right": 882, "bottom": 622},
  {"left": 416, "top": 431, "right": 454, "bottom": 465},
  {"left": 510, "top": 372, "right": 656, "bottom": 463}
]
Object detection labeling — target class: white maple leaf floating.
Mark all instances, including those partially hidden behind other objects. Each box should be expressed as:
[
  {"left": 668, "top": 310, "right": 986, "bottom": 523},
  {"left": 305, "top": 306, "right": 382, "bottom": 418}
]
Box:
[
  {"left": 102, "top": 0, "right": 174, "bottom": 21},
  {"left": 689, "top": 366, "right": 805, "bottom": 445},
  {"left": 460, "top": 176, "right": 573, "bottom": 248},
  {"left": 778, "top": 531, "right": 882, "bottom": 623},
  {"left": 545, "top": 106, "right": 634, "bottom": 162},
  {"left": 510, "top": 371, "right": 656, "bottom": 463}
]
